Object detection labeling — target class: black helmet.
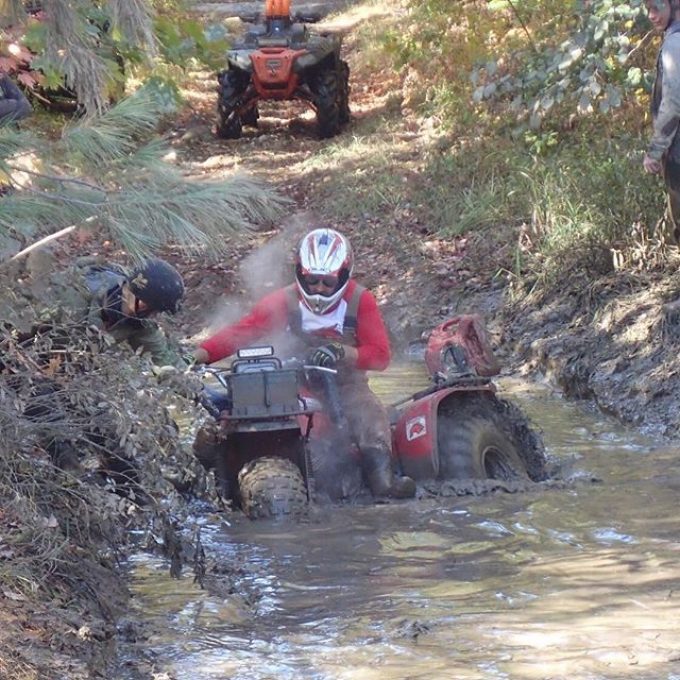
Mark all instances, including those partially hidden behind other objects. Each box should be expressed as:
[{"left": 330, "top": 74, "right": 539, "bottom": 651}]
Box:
[{"left": 127, "top": 258, "right": 185, "bottom": 314}]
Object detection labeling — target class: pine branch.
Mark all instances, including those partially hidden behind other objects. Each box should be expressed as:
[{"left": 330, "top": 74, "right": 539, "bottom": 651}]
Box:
[
  {"left": 0, "top": 169, "right": 290, "bottom": 261},
  {"left": 0, "top": 83, "right": 290, "bottom": 262},
  {"left": 59, "top": 91, "right": 159, "bottom": 166},
  {"left": 43, "top": 0, "right": 109, "bottom": 113},
  {"left": 3, "top": 164, "right": 106, "bottom": 193},
  {"left": 0, "top": 126, "right": 37, "bottom": 161},
  {"left": 101, "top": 173, "right": 290, "bottom": 258},
  {"left": 108, "top": 0, "right": 157, "bottom": 56},
  {"left": 58, "top": 45, "right": 110, "bottom": 115}
]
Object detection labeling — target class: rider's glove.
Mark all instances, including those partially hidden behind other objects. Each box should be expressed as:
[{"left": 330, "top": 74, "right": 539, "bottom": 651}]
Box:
[{"left": 308, "top": 342, "right": 345, "bottom": 369}]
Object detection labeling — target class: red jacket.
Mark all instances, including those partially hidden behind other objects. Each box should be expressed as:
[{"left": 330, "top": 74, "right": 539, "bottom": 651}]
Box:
[{"left": 199, "top": 280, "right": 391, "bottom": 370}]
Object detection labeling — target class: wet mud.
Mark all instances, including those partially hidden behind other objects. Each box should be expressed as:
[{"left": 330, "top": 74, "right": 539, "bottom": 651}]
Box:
[{"left": 124, "top": 374, "right": 680, "bottom": 680}]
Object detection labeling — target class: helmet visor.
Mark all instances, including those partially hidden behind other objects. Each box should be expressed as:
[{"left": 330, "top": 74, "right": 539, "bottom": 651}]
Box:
[{"left": 301, "top": 274, "right": 339, "bottom": 294}]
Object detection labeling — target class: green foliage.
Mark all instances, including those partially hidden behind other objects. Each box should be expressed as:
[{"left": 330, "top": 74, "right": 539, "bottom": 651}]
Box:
[
  {"left": 417, "top": 136, "right": 662, "bottom": 283},
  {"left": 471, "top": 0, "right": 651, "bottom": 128},
  {"left": 383, "top": 0, "right": 654, "bottom": 130},
  {"left": 154, "top": 14, "right": 230, "bottom": 70},
  {"left": 394, "top": 0, "right": 651, "bottom": 129},
  {"left": 0, "top": 87, "right": 289, "bottom": 260},
  {"left": 380, "top": 0, "right": 503, "bottom": 81}
]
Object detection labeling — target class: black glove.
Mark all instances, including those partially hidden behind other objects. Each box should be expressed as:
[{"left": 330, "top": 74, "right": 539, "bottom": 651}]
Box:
[{"left": 308, "top": 342, "right": 345, "bottom": 369}]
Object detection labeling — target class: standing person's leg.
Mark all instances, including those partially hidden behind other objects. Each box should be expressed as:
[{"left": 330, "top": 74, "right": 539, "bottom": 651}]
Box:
[{"left": 664, "top": 156, "right": 680, "bottom": 243}]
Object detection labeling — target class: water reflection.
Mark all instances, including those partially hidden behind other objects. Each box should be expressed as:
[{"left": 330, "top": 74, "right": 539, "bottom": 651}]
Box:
[{"left": 127, "top": 365, "right": 680, "bottom": 680}]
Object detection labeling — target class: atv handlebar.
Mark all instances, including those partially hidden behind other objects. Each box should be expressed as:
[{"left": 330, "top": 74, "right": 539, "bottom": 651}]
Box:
[{"left": 193, "top": 360, "right": 337, "bottom": 377}]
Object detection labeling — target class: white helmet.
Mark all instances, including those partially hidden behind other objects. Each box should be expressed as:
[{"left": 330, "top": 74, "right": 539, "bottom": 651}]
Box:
[{"left": 295, "top": 228, "right": 353, "bottom": 314}]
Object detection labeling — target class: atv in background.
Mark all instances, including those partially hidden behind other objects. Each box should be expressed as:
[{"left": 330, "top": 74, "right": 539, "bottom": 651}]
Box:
[{"left": 215, "top": 0, "right": 350, "bottom": 139}]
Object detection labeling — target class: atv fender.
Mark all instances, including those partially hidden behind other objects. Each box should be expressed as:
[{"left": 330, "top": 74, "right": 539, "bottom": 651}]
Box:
[{"left": 392, "top": 384, "right": 496, "bottom": 481}]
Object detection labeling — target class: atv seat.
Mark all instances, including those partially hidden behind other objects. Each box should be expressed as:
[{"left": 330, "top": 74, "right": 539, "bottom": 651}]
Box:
[
  {"left": 245, "top": 25, "right": 268, "bottom": 44},
  {"left": 243, "top": 22, "right": 307, "bottom": 47}
]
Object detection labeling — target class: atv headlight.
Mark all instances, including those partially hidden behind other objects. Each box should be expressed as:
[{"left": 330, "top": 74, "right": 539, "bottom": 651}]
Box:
[{"left": 237, "top": 346, "right": 275, "bottom": 359}]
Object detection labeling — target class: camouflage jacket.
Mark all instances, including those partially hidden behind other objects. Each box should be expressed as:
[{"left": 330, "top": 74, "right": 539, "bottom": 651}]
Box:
[{"left": 1, "top": 254, "right": 180, "bottom": 366}]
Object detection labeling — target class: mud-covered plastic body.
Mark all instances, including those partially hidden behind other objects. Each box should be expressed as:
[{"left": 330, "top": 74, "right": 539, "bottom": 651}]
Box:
[
  {"left": 394, "top": 315, "right": 547, "bottom": 484},
  {"left": 215, "top": 4, "right": 350, "bottom": 139},
  {"left": 424, "top": 315, "right": 501, "bottom": 378},
  {"left": 194, "top": 351, "right": 318, "bottom": 518}
]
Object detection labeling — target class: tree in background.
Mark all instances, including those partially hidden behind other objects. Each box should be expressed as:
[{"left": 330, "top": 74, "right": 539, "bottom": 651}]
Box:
[{"left": 0, "top": 85, "right": 287, "bottom": 262}]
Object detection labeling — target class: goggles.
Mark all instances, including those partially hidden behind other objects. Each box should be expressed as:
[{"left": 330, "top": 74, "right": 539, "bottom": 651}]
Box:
[{"left": 304, "top": 274, "right": 339, "bottom": 289}]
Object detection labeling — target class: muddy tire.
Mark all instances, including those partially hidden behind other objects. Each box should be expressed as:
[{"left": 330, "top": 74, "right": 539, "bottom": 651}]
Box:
[
  {"left": 438, "top": 394, "right": 547, "bottom": 482},
  {"left": 216, "top": 71, "right": 245, "bottom": 139},
  {"left": 312, "top": 69, "right": 341, "bottom": 139},
  {"left": 238, "top": 457, "right": 308, "bottom": 519},
  {"left": 338, "top": 60, "right": 351, "bottom": 124}
]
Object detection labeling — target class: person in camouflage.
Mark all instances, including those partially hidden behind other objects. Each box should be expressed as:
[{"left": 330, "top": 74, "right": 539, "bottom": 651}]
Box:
[
  {"left": 2, "top": 254, "right": 185, "bottom": 366},
  {"left": 644, "top": 0, "right": 680, "bottom": 242},
  {"left": 71, "top": 257, "right": 186, "bottom": 365},
  {"left": 1, "top": 254, "right": 185, "bottom": 476}
]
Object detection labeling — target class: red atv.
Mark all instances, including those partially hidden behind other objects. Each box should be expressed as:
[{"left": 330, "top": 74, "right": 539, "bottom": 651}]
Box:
[
  {"left": 193, "top": 315, "right": 547, "bottom": 519},
  {"left": 215, "top": 0, "right": 350, "bottom": 139}
]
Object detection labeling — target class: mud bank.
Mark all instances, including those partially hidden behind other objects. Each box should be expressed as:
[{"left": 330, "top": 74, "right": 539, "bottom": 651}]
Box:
[{"left": 497, "top": 265, "right": 680, "bottom": 439}]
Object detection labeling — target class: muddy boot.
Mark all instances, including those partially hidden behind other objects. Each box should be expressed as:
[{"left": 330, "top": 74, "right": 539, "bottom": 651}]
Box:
[
  {"left": 361, "top": 446, "right": 416, "bottom": 499},
  {"left": 389, "top": 475, "right": 416, "bottom": 499}
]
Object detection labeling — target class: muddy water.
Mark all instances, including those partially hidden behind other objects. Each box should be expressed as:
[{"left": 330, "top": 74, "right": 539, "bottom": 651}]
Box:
[{"left": 128, "top": 366, "right": 680, "bottom": 680}]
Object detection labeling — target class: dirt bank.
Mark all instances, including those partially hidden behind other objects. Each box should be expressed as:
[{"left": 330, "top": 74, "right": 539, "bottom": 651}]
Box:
[{"left": 501, "top": 265, "right": 680, "bottom": 438}]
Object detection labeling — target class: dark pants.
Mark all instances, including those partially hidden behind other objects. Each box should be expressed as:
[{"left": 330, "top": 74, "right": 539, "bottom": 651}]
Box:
[
  {"left": 337, "top": 374, "right": 392, "bottom": 452},
  {"left": 664, "top": 156, "right": 680, "bottom": 243}
]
